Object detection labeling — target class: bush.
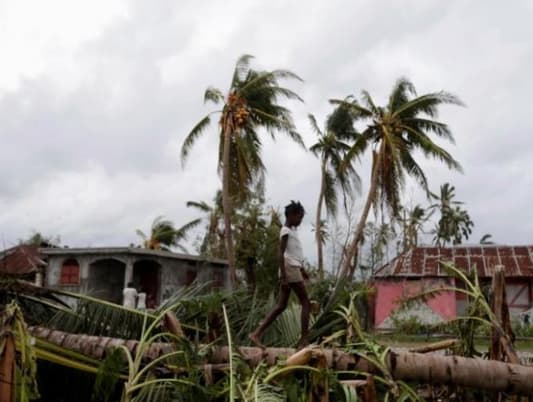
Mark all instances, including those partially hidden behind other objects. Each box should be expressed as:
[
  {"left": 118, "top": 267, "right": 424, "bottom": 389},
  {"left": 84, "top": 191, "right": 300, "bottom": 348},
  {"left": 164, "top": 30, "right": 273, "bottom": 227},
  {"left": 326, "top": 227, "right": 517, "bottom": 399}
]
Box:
[{"left": 390, "top": 315, "right": 430, "bottom": 335}]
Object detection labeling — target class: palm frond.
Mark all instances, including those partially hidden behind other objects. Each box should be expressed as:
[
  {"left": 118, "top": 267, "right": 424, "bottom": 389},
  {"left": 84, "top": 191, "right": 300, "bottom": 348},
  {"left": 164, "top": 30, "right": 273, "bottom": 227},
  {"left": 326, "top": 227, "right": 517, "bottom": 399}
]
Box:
[
  {"left": 326, "top": 102, "right": 358, "bottom": 140},
  {"left": 307, "top": 113, "right": 323, "bottom": 137},
  {"left": 388, "top": 77, "right": 416, "bottom": 112},
  {"left": 240, "top": 69, "right": 303, "bottom": 97},
  {"left": 231, "top": 54, "right": 254, "bottom": 86},
  {"left": 175, "top": 218, "right": 203, "bottom": 240},
  {"left": 204, "top": 86, "right": 224, "bottom": 105},
  {"left": 181, "top": 113, "right": 216, "bottom": 165},
  {"left": 403, "top": 117, "right": 454, "bottom": 142},
  {"left": 186, "top": 200, "right": 212, "bottom": 213},
  {"left": 400, "top": 125, "right": 463, "bottom": 172},
  {"left": 329, "top": 98, "right": 373, "bottom": 119},
  {"left": 393, "top": 91, "right": 464, "bottom": 118},
  {"left": 360, "top": 90, "right": 380, "bottom": 116},
  {"left": 323, "top": 170, "right": 338, "bottom": 217}
]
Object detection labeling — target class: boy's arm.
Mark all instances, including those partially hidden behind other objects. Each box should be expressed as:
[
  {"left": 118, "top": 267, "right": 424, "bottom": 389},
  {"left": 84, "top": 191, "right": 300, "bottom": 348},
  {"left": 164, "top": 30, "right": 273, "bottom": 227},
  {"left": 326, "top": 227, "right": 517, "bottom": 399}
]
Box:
[
  {"left": 300, "top": 266, "right": 309, "bottom": 280},
  {"left": 279, "top": 235, "right": 288, "bottom": 285}
]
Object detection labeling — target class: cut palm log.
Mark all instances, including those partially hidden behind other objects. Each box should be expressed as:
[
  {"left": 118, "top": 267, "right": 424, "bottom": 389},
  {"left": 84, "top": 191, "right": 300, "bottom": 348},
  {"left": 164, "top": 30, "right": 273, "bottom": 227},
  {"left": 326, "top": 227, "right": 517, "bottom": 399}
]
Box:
[{"left": 28, "top": 326, "right": 533, "bottom": 395}]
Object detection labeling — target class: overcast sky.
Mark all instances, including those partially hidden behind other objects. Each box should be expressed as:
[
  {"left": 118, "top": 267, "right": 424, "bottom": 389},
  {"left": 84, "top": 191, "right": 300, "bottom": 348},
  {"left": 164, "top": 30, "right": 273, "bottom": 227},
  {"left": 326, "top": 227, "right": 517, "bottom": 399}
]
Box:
[{"left": 1, "top": 0, "right": 532, "bottom": 262}]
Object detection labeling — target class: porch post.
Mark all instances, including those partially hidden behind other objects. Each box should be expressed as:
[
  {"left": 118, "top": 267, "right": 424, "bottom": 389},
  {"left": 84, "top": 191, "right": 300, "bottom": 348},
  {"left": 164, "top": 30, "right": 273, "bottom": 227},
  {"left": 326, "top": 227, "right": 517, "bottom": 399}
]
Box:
[{"left": 124, "top": 259, "right": 134, "bottom": 287}]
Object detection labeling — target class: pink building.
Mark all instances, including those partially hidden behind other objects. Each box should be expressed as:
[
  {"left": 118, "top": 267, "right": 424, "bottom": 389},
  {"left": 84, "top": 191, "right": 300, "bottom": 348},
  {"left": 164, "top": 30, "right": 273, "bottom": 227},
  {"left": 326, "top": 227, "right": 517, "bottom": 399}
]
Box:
[{"left": 372, "top": 245, "right": 533, "bottom": 329}]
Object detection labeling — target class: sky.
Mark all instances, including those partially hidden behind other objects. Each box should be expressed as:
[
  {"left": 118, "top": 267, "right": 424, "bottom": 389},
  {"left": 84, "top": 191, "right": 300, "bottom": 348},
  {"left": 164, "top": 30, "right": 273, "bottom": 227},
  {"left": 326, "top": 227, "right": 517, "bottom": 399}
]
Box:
[{"left": 1, "top": 0, "right": 532, "bottom": 264}]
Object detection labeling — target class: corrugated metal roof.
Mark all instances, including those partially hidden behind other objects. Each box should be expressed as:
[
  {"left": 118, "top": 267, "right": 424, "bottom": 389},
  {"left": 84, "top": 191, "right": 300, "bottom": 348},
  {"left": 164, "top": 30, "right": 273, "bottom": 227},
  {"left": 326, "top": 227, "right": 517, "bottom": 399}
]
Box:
[
  {"left": 374, "top": 245, "right": 533, "bottom": 278},
  {"left": 0, "top": 245, "right": 47, "bottom": 275}
]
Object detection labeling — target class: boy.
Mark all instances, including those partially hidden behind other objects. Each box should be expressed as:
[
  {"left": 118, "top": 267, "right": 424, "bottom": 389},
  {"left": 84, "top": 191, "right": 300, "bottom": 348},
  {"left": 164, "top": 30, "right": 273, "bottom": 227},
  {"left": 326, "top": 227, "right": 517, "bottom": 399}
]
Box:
[{"left": 249, "top": 201, "right": 311, "bottom": 348}]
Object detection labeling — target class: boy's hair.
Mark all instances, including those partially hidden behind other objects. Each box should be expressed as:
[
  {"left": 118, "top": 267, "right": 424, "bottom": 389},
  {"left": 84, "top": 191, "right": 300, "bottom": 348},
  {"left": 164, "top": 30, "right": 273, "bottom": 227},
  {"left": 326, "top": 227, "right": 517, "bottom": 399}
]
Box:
[
  {"left": 127, "top": 282, "right": 135, "bottom": 288},
  {"left": 285, "top": 200, "right": 305, "bottom": 217}
]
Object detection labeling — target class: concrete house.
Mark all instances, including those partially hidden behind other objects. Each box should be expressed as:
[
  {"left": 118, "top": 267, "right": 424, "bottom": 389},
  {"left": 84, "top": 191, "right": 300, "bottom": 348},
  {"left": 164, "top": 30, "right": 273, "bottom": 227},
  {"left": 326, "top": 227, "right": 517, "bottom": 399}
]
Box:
[
  {"left": 372, "top": 245, "right": 533, "bottom": 329},
  {"left": 1, "top": 245, "right": 228, "bottom": 305},
  {"left": 41, "top": 247, "right": 229, "bottom": 305}
]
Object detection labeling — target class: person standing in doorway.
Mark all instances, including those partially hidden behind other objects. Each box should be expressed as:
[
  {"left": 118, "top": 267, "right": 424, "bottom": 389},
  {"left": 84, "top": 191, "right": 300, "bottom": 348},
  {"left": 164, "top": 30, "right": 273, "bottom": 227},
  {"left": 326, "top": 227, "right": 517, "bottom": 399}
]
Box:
[
  {"left": 123, "top": 281, "right": 138, "bottom": 309},
  {"left": 249, "top": 201, "right": 311, "bottom": 349},
  {"left": 137, "top": 287, "right": 147, "bottom": 310}
]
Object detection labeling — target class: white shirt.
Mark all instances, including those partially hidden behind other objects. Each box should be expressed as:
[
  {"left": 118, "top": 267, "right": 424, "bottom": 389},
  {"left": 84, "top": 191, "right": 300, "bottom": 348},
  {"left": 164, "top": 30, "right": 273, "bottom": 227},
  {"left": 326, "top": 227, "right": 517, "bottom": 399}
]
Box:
[
  {"left": 123, "top": 287, "right": 137, "bottom": 309},
  {"left": 280, "top": 225, "right": 304, "bottom": 267},
  {"left": 137, "top": 292, "right": 147, "bottom": 309}
]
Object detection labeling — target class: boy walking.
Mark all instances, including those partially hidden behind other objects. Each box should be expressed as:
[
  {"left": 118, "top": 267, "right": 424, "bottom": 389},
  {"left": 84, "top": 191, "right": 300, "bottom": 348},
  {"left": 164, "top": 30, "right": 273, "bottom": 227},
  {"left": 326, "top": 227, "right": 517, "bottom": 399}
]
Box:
[{"left": 250, "top": 201, "right": 311, "bottom": 348}]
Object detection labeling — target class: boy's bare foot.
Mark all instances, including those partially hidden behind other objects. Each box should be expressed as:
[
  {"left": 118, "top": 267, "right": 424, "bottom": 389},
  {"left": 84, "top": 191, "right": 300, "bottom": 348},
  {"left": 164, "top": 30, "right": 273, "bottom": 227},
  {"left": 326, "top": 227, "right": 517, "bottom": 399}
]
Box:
[{"left": 249, "top": 332, "right": 266, "bottom": 349}]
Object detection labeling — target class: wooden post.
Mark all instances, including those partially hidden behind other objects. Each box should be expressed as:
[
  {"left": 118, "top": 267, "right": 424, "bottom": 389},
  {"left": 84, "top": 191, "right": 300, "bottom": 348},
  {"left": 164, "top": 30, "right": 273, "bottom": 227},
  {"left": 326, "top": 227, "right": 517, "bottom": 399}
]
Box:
[
  {"left": 490, "top": 265, "right": 505, "bottom": 361},
  {"left": 490, "top": 265, "right": 519, "bottom": 364}
]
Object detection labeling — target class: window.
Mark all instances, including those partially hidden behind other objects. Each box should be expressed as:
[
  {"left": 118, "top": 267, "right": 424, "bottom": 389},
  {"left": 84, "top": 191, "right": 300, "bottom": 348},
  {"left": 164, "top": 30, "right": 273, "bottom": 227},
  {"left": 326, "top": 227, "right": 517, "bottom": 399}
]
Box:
[{"left": 60, "top": 258, "right": 80, "bottom": 285}]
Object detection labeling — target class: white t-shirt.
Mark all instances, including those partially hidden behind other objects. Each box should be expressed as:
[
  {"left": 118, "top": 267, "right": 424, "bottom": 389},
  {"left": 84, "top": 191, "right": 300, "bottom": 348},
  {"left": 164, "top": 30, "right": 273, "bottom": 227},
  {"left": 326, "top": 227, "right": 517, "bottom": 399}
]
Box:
[
  {"left": 123, "top": 287, "right": 137, "bottom": 309},
  {"left": 137, "top": 292, "right": 147, "bottom": 309},
  {"left": 280, "top": 225, "right": 304, "bottom": 267}
]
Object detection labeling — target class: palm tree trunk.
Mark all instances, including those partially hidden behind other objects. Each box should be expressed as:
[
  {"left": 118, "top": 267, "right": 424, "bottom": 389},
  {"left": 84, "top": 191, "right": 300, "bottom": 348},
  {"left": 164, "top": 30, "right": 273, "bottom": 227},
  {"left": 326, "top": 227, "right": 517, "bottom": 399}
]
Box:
[
  {"left": 323, "top": 148, "right": 382, "bottom": 313},
  {"left": 0, "top": 334, "right": 15, "bottom": 402},
  {"left": 315, "top": 160, "right": 326, "bottom": 279},
  {"left": 28, "top": 326, "right": 533, "bottom": 395},
  {"left": 339, "top": 147, "right": 383, "bottom": 282},
  {"left": 222, "top": 119, "right": 237, "bottom": 287}
]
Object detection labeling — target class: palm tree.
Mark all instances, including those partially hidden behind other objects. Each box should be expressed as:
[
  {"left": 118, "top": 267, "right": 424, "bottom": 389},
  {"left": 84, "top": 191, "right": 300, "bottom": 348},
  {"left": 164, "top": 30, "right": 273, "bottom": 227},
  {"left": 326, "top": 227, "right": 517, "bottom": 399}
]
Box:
[
  {"left": 181, "top": 55, "right": 304, "bottom": 286},
  {"left": 332, "top": 78, "right": 463, "bottom": 284},
  {"left": 136, "top": 216, "right": 200, "bottom": 252},
  {"left": 430, "top": 183, "right": 474, "bottom": 246},
  {"left": 398, "top": 204, "right": 431, "bottom": 252},
  {"left": 187, "top": 191, "right": 226, "bottom": 258},
  {"left": 309, "top": 105, "right": 359, "bottom": 278}
]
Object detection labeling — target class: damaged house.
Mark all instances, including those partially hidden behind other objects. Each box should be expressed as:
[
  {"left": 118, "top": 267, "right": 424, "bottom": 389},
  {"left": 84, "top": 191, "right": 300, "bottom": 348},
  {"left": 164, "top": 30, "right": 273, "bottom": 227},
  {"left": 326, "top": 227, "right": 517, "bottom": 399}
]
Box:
[{"left": 372, "top": 245, "right": 533, "bottom": 329}]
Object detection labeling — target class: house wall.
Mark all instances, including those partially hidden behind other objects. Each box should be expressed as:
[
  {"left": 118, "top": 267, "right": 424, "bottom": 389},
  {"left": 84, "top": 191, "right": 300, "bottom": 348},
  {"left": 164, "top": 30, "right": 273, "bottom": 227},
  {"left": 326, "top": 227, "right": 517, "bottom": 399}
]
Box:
[
  {"left": 506, "top": 279, "right": 532, "bottom": 316},
  {"left": 45, "top": 252, "right": 229, "bottom": 306},
  {"left": 159, "top": 260, "right": 229, "bottom": 302},
  {"left": 374, "top": 278, "right": 456, "bottom": 329}
]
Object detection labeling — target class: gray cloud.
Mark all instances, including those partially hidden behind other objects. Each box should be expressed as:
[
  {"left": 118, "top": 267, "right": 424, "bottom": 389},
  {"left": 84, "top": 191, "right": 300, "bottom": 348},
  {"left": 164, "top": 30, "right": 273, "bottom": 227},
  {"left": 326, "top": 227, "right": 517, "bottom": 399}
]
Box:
[{"left": 1, "top": 0, "right": 532, "bottom": 259}]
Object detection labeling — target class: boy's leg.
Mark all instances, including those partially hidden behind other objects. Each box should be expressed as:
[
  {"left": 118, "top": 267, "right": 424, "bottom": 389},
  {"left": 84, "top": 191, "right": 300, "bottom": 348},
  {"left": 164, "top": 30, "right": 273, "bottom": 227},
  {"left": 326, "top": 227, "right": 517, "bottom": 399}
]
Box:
[
  {"left": 250, "top": 283, "right": 291, "bottom": 348},
  {"left": 291, "top": 282, "right": 311, "bottom": 348}
]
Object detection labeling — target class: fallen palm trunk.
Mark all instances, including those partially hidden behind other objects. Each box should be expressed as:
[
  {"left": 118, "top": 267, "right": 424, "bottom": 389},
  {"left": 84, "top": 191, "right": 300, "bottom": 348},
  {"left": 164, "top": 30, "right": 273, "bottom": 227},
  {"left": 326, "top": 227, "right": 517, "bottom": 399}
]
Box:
[{"left": 28, "top": 326, "right": 533, "bottom": 395}]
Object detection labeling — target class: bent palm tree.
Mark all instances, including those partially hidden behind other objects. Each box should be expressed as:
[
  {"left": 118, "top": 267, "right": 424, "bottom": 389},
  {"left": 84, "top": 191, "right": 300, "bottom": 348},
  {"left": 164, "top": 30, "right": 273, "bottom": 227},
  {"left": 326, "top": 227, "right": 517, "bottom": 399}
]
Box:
[
  {"left": 332, "top": 78, "right": 463, "bottom": 286},
  {"left": 181, "top": 55, "right": 304, "bottom": 287},
  {"left": 309, "top": 105, "right": 359, "bottom": 277},
  {"left": 136, "top": 216, "right": 200, "bottom": 252}
]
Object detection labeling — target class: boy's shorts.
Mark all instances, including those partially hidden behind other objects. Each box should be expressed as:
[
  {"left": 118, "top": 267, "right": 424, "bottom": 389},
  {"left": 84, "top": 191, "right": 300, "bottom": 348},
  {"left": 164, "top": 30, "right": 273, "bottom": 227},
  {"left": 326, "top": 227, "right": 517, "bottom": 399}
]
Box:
[{"left": 284, "top": 264, "right": 304, "bottom": 283}]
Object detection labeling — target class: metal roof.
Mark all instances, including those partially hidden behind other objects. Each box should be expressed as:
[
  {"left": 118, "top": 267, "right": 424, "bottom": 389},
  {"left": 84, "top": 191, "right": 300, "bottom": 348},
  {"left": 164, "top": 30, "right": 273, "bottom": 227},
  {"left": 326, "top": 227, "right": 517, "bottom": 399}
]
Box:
[
  {"left": 39, "top": 247, "right": 228, "bottom": 266},
  {"left": 0, "top": 245, "right": 47, "bottom": 275},
  {"left": 374, "top": 245, "right": 533, "bottom": 278}
]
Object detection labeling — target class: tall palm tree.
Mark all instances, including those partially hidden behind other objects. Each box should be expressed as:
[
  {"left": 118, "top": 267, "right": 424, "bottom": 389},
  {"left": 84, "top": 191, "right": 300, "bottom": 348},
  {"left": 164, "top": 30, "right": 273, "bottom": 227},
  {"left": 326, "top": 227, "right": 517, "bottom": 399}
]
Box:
[
  {"left": 136, "top": 216, "right": 201, "bottom": 252},
  {"left": 332, "top": 78, "right": 463, "bottom": 283},
  {"left": 181, "top": 55, "right": 304, "bottom": 286},
  {"left": 309, "top": 105, "right": 359, "bottom": 277}
]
